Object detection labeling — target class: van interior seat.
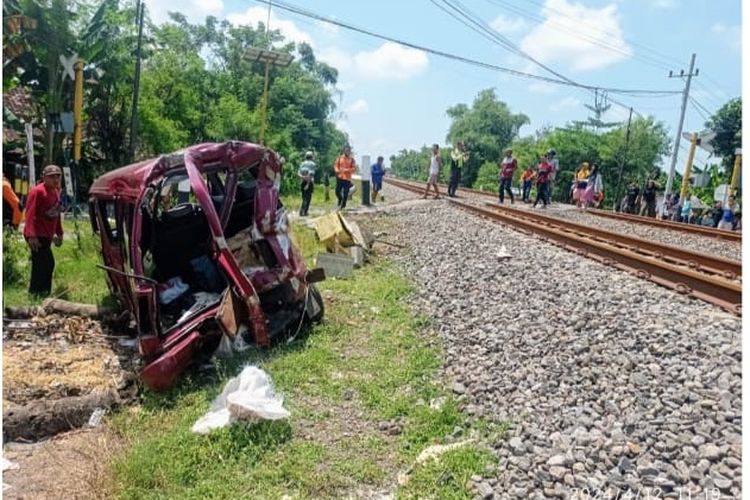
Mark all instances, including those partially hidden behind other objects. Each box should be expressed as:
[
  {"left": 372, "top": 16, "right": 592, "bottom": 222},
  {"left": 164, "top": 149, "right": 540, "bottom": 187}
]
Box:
[{"left": 152, "top": 203, "right": 211, "bottom": 281}]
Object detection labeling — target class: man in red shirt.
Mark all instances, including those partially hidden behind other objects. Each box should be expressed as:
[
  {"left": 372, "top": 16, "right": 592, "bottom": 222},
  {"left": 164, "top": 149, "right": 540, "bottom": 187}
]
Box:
[
  {"left": 23, "top": 164, "right": 64, "bottom": 296},
  {"left": 498, "top": 148, "right": 517, "bottom": 204}
]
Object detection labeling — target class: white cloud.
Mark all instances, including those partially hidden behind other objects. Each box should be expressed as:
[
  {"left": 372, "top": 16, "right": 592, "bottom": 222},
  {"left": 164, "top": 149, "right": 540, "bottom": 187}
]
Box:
[
  {"left": 520, "top": 0, "right": 632, "bottom": 71},
  {"left": 144, "top": 0, "right": 223, "bottom": 24},
  {"left": 347, "top": 99, "right": 369, "bottom": 114},
  {"left": 490, "top": 14, "right": 528, "bottom": 34},
  {"left": 353, "top": 42, "right": 429, "bottom": 80},
  {"left": 711, "top": 23, "right": 741, "bottom": 52},
  {"left": 226, "top": 7, "right": 312, "bottom": 46},
  {"left": 318, "top": 47, "right": 353, "bottom": 71},
  {"left": 550, "top": 96, "right": 580, "bottom": 112}
]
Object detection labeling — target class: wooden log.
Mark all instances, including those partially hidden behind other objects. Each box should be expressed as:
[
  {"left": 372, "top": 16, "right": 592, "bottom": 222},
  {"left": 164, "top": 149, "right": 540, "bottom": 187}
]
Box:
[
  {"left": 3, "top": 390, "right": 120, "bottom": 442},
  {"left": 42, "top": 298, "right": 116, "bottom": 318}
]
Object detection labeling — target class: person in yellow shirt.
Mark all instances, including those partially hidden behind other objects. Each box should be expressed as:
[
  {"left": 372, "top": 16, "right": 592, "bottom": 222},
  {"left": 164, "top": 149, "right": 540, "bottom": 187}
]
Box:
[
  {"left": 334, "top": 145, "right": 357, "bottom": 209},
  {"left": 573, "top": 161, "right": 590, "bottom": 209}
]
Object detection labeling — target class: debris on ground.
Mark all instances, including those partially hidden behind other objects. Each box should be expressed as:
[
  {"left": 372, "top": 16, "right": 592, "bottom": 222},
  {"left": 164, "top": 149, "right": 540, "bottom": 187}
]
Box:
[
  {"left": 312, "top": 211, "right": 374, "bottom": 278},
  {"left": 2, "top": 313, "right": 137, "bottom": 441},
  {"left": 192, "top": 366, "right": 290, "bottom": 434}
]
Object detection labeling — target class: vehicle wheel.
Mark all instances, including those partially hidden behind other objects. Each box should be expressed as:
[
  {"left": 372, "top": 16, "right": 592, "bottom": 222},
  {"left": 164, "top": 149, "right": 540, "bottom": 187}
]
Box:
[{"left": 307, "top": 284, "right": 324, "bottom": 323}]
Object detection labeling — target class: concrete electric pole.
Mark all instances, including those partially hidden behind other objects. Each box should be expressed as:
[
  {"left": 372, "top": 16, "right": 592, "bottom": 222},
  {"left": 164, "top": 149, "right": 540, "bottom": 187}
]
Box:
[{"left": 663, "top": 53, "right": 698, "bottom": 212}]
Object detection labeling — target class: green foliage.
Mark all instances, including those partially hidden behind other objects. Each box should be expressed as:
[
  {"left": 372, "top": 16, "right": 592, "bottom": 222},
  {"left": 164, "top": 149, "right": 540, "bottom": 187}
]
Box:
[
  {"left": 6, "top": 2, "right": 348, "bottom": 197},
  {"left": 508, "top": 116, "right": 670, "bottom": 205},
  {"left": 705, "top": 97, "right": 742, "bottom": 174},
  {"left": 445, "top": 89, "right": 529, "bottom": 186},
  {"left": 474, "top": 161, "right": 499, "bottom": 192},
  {"left": 390, "top": 146, "right": 432, "bottom": 181},
  {"left": 3, "top": 228, "right": 27, "bottom": 286},
  {"left": 3, "top": 220, "right": 113, "bottom": 307}
]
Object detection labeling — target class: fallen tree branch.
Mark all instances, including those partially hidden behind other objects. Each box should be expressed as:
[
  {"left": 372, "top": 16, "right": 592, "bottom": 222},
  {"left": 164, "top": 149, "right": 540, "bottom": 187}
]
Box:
[
  {"left": 3, "top": 390, "right": 120, "bottom": 442},
  {"left": 4, "top": 299, "right": 118, "bottom": 320}
]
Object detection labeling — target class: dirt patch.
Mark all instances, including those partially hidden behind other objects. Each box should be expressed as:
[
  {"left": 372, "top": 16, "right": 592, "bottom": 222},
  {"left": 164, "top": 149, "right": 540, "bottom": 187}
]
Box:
[
  {"left": 3, "top": 314, "right": 139, "bottom": 441},
  {"left": 3, "top": 427, "right": 124, "bottom": 500}
]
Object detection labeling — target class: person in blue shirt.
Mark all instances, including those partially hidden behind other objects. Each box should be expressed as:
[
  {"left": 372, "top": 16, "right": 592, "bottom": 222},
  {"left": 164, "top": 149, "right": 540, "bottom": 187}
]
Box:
[{"left": 370, "top": 156, "right": 385, "bottom": 203}]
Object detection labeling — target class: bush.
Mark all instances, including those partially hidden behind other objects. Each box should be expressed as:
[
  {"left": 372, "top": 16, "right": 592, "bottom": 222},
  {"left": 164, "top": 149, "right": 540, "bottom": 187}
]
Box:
[
  {"left": 3, "top": 228, "right": 27, "bottom": 286},
  {"left": 474, "top": 161, "right": 500, "bottom": 191}
]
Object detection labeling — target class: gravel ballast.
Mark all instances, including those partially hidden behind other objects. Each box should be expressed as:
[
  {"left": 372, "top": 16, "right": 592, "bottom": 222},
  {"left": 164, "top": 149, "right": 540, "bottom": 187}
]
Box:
[
  {"left": 551, "top": 208, "right": 741, "bottom": 262},
  {"left": 377, "top": 184, "right": 741, "bottom": 498}
]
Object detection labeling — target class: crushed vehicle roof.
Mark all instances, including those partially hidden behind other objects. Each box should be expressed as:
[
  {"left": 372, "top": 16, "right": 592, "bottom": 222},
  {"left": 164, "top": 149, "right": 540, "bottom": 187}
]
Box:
[{"left": 89, "top": 142, "right": 271, "bottom": 201}]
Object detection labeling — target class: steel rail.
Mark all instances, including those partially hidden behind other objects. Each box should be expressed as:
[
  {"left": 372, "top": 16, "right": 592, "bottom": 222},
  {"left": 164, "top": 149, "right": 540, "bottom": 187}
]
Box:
[
  {"left": 384, "top": 178, "right": 741, "bottom": 315},
  {"left": 586, "top": 209, "right": 742, "bottom": 243},
  {"left": 385, "top": 177, "right": 742, "bottom": 243},
  {"left": 487, "top": 202, "right": 741, "bottom": 280}
]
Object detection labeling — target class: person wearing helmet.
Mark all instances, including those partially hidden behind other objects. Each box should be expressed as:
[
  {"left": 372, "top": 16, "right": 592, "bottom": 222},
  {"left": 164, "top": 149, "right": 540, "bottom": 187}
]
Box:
[
  {"left": 298, "top": 151, "right": 316, "bottom": 216},
  {"left": 546, "top": 148, "right": 558, "bottom": 204}
]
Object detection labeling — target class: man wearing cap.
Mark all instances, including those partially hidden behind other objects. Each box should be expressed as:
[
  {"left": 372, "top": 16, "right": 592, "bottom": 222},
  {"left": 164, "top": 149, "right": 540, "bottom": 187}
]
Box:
[
  {"left": 23, "top": 164, "right": 64, "bottom": 296},
  {"left": 298, "top": 151, "right": 316, "bottom": 216}
]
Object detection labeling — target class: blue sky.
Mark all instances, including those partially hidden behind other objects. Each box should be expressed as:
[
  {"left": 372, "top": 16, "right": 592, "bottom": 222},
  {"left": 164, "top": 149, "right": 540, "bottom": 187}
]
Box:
[{"left": 144, "top": 0, "right": 741, "bottom": 173}]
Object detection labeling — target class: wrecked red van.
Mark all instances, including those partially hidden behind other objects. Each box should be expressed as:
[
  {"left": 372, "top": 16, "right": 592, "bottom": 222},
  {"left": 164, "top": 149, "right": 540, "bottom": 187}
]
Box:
[{"left": 89, "top": 141, "right": 324, "bottom": 392}]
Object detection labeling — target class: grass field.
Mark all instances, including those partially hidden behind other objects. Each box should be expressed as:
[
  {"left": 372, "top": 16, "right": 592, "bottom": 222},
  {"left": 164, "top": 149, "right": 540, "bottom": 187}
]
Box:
[
  {"left": 2, "top": 196, "right": 503, "bottom": 498},
  {"left": 2, "top": 219, "right": 114, "bottom": 308},
  {"left": 106, "top": 221, "right": 502, "bottom": 498}
]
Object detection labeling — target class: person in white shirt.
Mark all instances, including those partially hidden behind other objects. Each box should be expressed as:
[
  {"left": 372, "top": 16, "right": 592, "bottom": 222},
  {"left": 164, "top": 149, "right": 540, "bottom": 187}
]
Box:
[{"left": 421, "top": 144, "right": 443, "bottom": 199}]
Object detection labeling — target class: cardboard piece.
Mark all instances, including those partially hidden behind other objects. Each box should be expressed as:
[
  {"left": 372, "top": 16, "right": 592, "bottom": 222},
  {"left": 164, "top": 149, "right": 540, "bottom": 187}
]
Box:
[
  {"left": 315, "top": 252, "right": 354, "bottom": 278},
  {"left": 216, "top": 288, "right": 247, "bottom": 337}
]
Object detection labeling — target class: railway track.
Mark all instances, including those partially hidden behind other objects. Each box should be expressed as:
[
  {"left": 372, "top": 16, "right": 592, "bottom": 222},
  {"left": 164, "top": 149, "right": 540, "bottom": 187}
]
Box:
[
  {"left": 586, "top": 208, "right": 742, "bottom": 242},
  {"left": 385, "top": 177, "right": 742, "bottom": 315},
  {"left": 386, "top": 177, "right": 742, "bottom": 243}
]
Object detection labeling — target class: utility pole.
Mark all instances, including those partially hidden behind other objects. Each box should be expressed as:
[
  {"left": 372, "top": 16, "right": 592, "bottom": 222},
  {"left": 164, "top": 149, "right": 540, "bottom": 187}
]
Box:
[
  {"left": 129, "top": 0, "right": 145, "bottom": 162},
  {"left": 679, "top": 132, "right": 699, "bottom": 203},
  {"left": 663, "top": 53, "right": 698, "bottom": 213},
  {"left": 613, "top": 107, "right": 633, "bottom": 211}
]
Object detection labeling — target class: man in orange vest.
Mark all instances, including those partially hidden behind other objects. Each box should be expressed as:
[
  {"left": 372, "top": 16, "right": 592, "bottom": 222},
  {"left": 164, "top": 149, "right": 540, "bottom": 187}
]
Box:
[{"left": 334, "top": 145, "right": 357, "bottom": 209}]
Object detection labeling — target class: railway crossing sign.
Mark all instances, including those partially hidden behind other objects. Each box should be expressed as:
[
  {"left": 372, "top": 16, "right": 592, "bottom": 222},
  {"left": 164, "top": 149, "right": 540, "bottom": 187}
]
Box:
[{"left": 682, "top": 130, "right": 716, "bottom": 153}]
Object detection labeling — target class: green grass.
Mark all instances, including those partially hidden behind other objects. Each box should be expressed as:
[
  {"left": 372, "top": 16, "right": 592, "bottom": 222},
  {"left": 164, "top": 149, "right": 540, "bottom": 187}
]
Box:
[
  {"left": 106, "top": 223, "right": 502, "bottom": 499},
  {"left": 2, "top": 218, "right": 115, "bottom": 308}
]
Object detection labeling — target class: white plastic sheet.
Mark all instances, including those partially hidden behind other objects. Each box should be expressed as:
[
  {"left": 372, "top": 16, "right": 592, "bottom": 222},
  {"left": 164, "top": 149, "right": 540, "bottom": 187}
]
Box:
[{"left": 192, "top": 366, "right": 290, "bottom": 434}]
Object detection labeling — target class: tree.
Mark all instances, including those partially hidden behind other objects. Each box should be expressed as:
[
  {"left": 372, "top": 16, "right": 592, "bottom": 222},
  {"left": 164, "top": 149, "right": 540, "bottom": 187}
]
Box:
[
  {"left": 705, "top": 97, "right": 741, "bottom": 175},
  {"left": 445, "top": 89, "right": 529, "bottom": 187},
  {"left": 572, "top": 91, "right": 620, "bottom": 132}
]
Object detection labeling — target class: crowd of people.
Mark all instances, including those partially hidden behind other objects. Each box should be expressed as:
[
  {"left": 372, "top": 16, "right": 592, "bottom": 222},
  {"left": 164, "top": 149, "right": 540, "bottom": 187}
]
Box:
[
  {"left": 295, "top": 143, "right": 741, "bottom": 233},
  {"left": 296, "top": 145, "right": 388, "bottom": 216}
]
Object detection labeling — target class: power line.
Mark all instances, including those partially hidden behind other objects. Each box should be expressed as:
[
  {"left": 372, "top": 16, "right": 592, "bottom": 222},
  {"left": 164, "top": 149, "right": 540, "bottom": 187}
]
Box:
[
  {"left": 504, "top": 0, "right": 685, "bottom": 68},
  {"left": 432, "top": 0, "right": 652, "bottom": 117},
  {"left": 255, "top": 0, "right": 680, "bottom": 100},
  {"left": 480, "top": 0, "right": 674, "bottom": 72}
]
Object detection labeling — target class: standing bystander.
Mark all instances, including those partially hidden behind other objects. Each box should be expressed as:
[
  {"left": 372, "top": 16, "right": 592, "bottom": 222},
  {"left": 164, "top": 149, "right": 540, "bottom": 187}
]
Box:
[
  {"left": 23, "top": 164, "right": 64, "bottom": 296},
  {"left": 370, "top": 156, "right": 385, "bottom": 203},
  {"left": 533, "top": 154, "right": 553, "bottom": 209},
  {"left": 448, "top": 141, "right": 469, "bottom": 197},
  {"left": 298, "top": 151, "right": 316, "bottom": 216},
  {"left": 640, "top": 180, "right": 659, "bottom": 218},
  {"left": 520, "top": 166, "right": 536, "bottom": 203},
  {"left": 334, "top": 145, "right": 357, "bottom": 210},
  {"left": 422, "top": 144, "right": 443, "bottom": 199},
  {"left": 498, "top": 148, "right": 517, "bottom": 204}
]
